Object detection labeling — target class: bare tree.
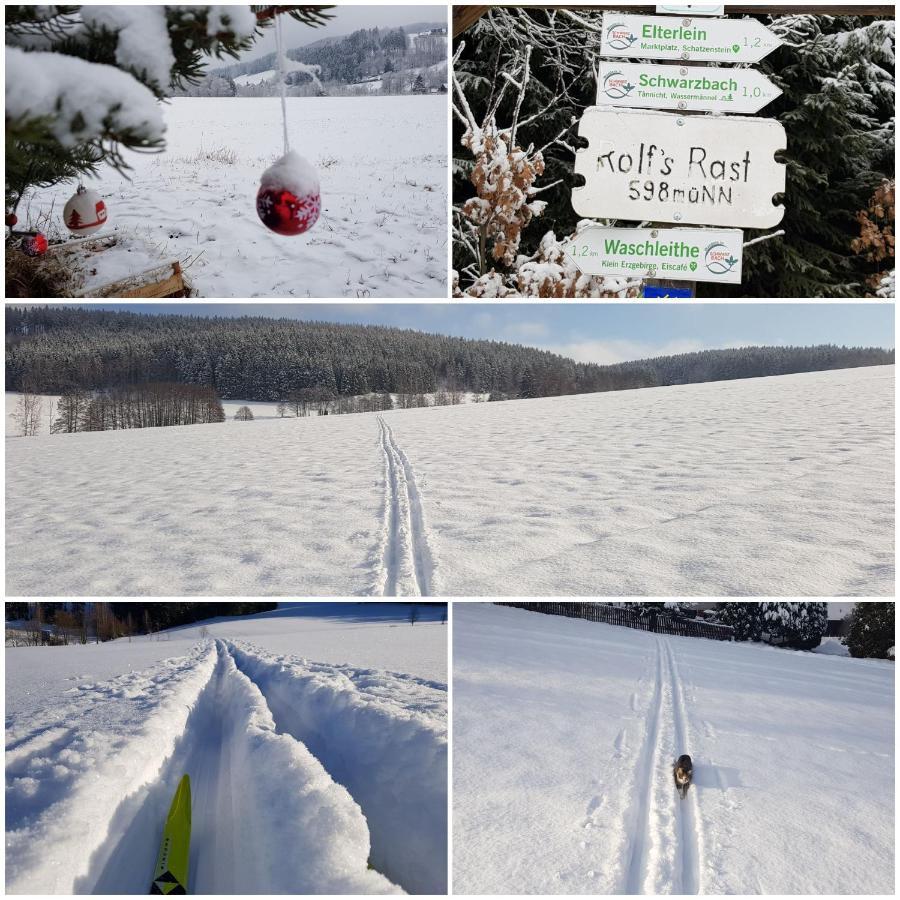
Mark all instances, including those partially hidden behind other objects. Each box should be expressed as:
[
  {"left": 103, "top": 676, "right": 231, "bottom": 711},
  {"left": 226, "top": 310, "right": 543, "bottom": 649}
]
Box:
[
  {"left": 234, "top": 406, "right": 254, "bottom": 421},
  {"left": 14, "top": 388, "right": 44, "bottom": 436},
  {"left": 276, "top": 401, "right": 288, "bottom": 418}
]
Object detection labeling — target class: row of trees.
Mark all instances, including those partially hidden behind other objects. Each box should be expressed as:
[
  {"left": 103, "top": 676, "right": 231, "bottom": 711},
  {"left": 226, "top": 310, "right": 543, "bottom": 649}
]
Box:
[
  {"left": 44, "top": 382, "right": 225, "bottom": 434},
  {"left": 715, "top": 601, "right": 894, "bottom": 658},
  {"left": 717, "top": 602, "right": 829, "bottom": 650},
  {"left": 6, "top": 308, "right": 893, "bottom": 405},
  {"left": 5, "top": 602, "right": 278, "bottom": 645}
]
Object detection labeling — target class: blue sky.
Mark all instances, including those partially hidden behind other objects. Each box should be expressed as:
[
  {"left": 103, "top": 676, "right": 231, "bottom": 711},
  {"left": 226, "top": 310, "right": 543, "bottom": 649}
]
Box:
[{"left": 76, "top": 304, "right": 894, "bottom": 365}]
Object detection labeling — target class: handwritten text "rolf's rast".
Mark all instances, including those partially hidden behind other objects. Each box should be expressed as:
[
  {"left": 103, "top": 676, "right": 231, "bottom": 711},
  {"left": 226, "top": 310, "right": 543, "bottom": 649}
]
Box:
[{"left": 596, "top": 144, "right": 753, "bottom": 182}]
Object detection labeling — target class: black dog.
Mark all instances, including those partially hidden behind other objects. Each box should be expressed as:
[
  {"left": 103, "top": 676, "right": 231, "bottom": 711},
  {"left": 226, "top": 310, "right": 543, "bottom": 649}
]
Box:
[{"left": 673, "top": 754, "right": 693, "bottom": 799}]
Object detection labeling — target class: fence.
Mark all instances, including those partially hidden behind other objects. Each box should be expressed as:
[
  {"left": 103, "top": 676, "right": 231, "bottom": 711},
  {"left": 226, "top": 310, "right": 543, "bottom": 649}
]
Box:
[{"left": 498, "top": 602, "right": 734, "bottom": 641}]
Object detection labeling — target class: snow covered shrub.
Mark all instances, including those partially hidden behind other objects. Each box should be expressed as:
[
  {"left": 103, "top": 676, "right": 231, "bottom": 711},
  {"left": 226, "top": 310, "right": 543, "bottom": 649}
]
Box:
[
  {"left": 852, "top": 180, "right": 895, "bottom": 296},
  {"left": 844, "top": 603, "right": 895, "bottom": 659},
  {"left": 515, "top": 228, "right": 641, "bottom": 298},
  {"left": 718, "top": 603, "right": 765, "bottom": 642},
  {"left": 452, "top": 35, "right": 640, "bottom": 297},
  {"left": 761, "top": 602, "right": 828, "bottom": 650}
]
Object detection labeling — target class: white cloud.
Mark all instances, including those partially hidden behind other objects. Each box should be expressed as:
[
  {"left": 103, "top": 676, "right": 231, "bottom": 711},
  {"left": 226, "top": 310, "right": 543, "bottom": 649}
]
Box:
[
  {"left": 542, "top": 338, "right": 712, "bottom": 365},
  {"left": 503, "top": 321, "right": 549, "bottom": 339}
]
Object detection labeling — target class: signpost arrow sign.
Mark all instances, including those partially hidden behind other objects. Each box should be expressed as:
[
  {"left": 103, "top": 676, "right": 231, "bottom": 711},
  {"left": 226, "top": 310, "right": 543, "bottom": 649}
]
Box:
[
  {"left": 572, "top": 107, "right": 787, "bottom": 228},
  {"left": 598, "top": 62, "right": 782, "bottom": 114},
  {"left": 565, "top": 225, "right": 744, "bottom": 284},
  {"left": 601, "top": 13, "right": 783, "bottom": 63}
]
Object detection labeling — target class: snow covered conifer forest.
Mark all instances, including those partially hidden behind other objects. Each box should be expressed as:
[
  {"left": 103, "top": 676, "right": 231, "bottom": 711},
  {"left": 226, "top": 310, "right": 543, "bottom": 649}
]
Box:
[{"left": 452, "top": 9, "right": 895, "bottom": 297}]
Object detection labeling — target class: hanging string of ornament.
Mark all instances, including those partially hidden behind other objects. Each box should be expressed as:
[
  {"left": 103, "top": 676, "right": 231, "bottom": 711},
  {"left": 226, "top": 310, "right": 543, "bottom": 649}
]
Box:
[{"left": 256, "top": 11, "right": 321, "bottom": 236}]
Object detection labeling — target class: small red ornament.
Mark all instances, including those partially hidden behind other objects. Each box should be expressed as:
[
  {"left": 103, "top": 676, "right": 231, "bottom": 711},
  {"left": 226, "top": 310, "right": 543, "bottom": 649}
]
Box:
[
  {"left": 22, "top": 233, "right": 48, "bottom": 257},
  {"left": 6, "top": 212, "right": 17, "bottom": 227},
  {"left": 256, "top": 151, "right": 320, "bottom": 236}
]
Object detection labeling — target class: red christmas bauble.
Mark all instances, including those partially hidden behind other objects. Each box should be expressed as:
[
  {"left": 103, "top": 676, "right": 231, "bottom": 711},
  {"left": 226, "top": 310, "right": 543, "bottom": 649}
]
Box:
[
  {"left": 22, "top": 233, "right": 48, "bottom": 257},
  {"left": 256, "top": 186, "right": 320, "bottom": 236},
  {"left": 256, "top": 151, "right": 321, "bottom": 236},
  {"left": 6, "top": 213, "right": 17, "bottom": 227}
]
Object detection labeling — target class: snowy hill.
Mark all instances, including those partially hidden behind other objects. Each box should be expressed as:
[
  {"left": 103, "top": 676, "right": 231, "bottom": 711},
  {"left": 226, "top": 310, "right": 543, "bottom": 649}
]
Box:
[
  {"left": 6, "top": 366, "right": 894, "bottom": 596},
  {"left": 232, "top": 68, "right": 276, "bottom": 86},
  {"left": 5, "top": 603, "right": 447, "bottom": 893},
  {"left": 453, "top": 604, "right": 893, "bottom": 894}
]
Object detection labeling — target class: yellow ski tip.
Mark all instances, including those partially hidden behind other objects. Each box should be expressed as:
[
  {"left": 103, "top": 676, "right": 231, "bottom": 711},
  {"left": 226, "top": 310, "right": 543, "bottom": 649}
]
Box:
[{"left": 168, "top": 774, "right": 191, "bottom": 828}]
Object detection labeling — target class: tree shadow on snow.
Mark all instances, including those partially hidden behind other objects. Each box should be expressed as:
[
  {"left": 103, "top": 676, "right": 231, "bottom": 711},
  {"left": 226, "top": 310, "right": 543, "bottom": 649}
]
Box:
[{"left": 691, "top": 763, "right": 745, "bottom": 791}]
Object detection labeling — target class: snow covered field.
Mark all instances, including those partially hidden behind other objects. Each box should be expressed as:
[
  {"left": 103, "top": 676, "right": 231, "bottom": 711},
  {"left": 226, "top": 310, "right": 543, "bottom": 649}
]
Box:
[
  {"left": 6, "top": 366, "right": 893, "bottom": 596},
  {"left": 452, "top": 603, "right": 894, "bottom": 894},
  {"left": 18, "top": 96, "right": 447, "bottom": 297},
  {"left": 5, "top": 603, "right": 447, "bottom": 894}
]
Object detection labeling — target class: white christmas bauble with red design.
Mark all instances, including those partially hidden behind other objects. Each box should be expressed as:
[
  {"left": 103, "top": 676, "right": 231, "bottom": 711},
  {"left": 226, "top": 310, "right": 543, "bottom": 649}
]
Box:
[
  {"left": 63, "top": 186, "right": 108, "bottom": 235},
  {"left": 256, "top": 151, "right": 320, "bottom": 236}
]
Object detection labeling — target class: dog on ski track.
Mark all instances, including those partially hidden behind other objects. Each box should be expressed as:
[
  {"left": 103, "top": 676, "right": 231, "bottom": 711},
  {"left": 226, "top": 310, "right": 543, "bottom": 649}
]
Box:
[{"left": 673, "top": 754, "right": 693, "bottom": 798}]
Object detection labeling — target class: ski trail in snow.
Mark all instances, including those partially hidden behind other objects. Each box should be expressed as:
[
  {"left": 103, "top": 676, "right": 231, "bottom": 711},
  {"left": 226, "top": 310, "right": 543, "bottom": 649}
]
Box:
[
  {"left": 376, "top": 416, "right": 434, "bottom": 596},
  {"left": 665, "top": 638, "right": 702, "bottom": 895},
  {"left": 624, "top": 639, "right": 664, "bottom": 894}
]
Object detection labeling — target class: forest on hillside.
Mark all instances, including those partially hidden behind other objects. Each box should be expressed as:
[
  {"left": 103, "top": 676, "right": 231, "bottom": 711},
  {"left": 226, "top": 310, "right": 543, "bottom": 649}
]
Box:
[
  {"left": 193, "top": 24, "right": 448, "bottom": 97},
  {"left": 5, "top": 308, "right": 893, "bottom": 402}
]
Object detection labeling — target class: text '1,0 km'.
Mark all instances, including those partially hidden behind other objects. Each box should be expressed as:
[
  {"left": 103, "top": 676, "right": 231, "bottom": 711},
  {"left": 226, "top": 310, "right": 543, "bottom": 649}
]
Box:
[
  {"left": 601, "top": 13, "right": 782, "bottom": 63},
  {"left": 564, "top": 225, "right": 743, "bottom": 283},
  {"left": 573, "top": 108, "right": 787, "bottom": 228},
  {"left": 598, "top": 62, "right": 782, "bottom": 114}
]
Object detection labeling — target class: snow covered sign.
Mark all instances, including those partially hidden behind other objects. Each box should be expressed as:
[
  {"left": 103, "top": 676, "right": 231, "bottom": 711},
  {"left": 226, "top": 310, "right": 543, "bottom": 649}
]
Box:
[
  {"left": 597, "top": 62, "right": 782, "bottom": 114},
  {"left": 565, "top": 225, "right": 743, "bottom": 283},
  {"left": 573, "top": 107, "right": 787, "bottom": 228},
  {"left": 601, "top": 13, "right": 782, "bottom": 63},
  {"left": 656, "top": 4, "right": 725, "bottom": 15}
]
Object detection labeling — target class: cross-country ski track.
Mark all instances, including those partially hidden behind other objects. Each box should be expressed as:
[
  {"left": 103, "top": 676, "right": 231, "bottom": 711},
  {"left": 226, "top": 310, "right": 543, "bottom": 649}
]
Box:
[
  {"left": 376, "top": 416, "right": 435, "bottom": 596},
  {"left": 453, "top": 604, "right": 894, "bottom": 895},
  {"left": 6, "top": 638, "right": 448, "bottom": 894}
]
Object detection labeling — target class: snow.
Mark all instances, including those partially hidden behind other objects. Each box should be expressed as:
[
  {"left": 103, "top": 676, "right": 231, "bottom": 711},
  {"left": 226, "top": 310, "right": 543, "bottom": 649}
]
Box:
[
  {"left": 453, "top": 603, "right": 894, "bottom": 894},
  {"left": 5, "top": 47, "right": 165, "bottom": 147},
  {"left": 5, "top": 603, "right": 447, "bottom": 894},
  {"left": 5, "top": 366, "right": 894, "bottom": 596},
  {"left": 259, "top": 150, "right": 320, "bottom": 199},
  {"left": 203, "top": 5, "right": 258, "bottom": 40},
  {"left": 80, "top": 6, "right": 174, "bottom": 89},
  {"left": 18, "top": 96, "right": 447, "bottom": 297},
  {"left": 233, "top": 68, "right": 276, "bottom": 86},
  {"left": 812, "top": 636, "right": 850, "bottom": 656}
]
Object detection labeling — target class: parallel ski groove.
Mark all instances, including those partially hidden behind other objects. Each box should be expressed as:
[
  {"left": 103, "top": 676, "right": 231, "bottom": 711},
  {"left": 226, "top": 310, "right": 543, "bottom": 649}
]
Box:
[
  {"left": 665, "top": 638, "right": 701, "bottom": 895},
  {"left": 376, "top": 416, "right": 433, "bottom": 596},
  {"left": 376, "top": 418, "right": 402, "bottom": 595},
  {"left": 624, "top": 640, "right": 664, "bottom": 894}
]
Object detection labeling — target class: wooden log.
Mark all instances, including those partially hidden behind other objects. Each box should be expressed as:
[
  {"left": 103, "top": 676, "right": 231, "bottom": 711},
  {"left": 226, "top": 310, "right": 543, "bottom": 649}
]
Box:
[
  {"left": 92, "top": 261, "right": 187, "bottom": 299},
  {"left": 453, "top": 5, "right": 894, "bottom": 37}
]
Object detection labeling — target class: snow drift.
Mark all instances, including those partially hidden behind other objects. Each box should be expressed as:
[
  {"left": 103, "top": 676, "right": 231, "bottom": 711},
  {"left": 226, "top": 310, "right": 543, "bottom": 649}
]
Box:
[{"left": 228, "top": 640, "right": 448, "bottom": 894}]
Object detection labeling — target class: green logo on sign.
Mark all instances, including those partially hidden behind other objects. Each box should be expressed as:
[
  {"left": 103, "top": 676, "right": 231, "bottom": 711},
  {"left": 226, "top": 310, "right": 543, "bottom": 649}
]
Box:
[
  {"left": 689, "top": 261, "right": 698, "bottom": 272},
  {"left": 731, "top": 44, "right": 740, "bottom": 53}
]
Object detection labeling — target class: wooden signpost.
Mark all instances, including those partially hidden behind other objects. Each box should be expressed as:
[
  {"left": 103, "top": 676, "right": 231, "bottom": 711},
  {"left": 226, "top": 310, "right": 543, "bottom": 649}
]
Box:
[
  {"left": 597, "top": 61, "right": 782, "bottom": 113},
  {"left": 601, "top": 13, "right": 783, "bottom": 62},
  {"left": 573, "top": 108, "right": 787, "bottom": 228},
  {"left": 564, "top": 225, "right": 743, "bottom": 283}
]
